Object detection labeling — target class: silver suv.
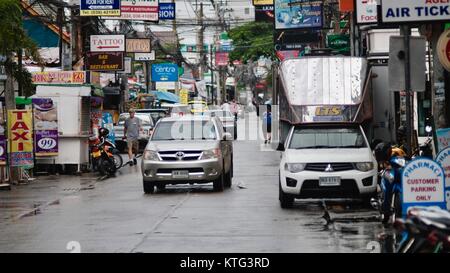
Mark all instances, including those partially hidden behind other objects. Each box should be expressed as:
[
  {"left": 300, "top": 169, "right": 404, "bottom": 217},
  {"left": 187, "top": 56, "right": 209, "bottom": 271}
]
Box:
[{"left": 141, "top": 115, "right": 233, "bottom": 193}]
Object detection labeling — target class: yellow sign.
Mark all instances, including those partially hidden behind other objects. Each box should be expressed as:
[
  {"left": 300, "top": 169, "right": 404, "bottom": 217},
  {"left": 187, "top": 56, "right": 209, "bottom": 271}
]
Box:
[
  {"left": 253, "top": 0, "right": 274, "bottom": 5},
  {"left": 8, "top": 110, "right": 34, "bottom": 167},
  {"left": 180, "top": 89, "right": 189, "bottom": 105},
  {"left": 315, "top": 106, "right": 343, "bottom": 116}
]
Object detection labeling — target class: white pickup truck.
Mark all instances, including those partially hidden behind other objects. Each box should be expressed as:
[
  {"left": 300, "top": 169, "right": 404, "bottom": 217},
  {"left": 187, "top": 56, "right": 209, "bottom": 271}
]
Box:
[{"left": 275, "top": 57, "right": 378, "bottom": 208}]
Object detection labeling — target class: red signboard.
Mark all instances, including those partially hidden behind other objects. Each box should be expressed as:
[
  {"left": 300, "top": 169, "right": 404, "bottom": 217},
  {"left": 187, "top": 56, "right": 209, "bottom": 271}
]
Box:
[{"left": 215, "top": 52, "right": 229, "bottom": 66}]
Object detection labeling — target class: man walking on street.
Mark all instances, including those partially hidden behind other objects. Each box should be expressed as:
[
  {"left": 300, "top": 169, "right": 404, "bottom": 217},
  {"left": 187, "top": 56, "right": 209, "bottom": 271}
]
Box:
[{"left": 123, "top": 109, "right": 141, "bottom": 166}]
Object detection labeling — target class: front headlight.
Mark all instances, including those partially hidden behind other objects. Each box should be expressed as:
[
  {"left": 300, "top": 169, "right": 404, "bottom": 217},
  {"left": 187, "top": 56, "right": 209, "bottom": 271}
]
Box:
[
  {"left": 356, "top": 162, "right": 374, "bottom": 172},
  {"left": 284, "top": 163, "right": 306, "bottom": 173},
  {"left": 201, "top": 148, "right": 221, "bottom": 160},
  {"left": 143, "top": 150, "right": 160, "bottom": 161}
]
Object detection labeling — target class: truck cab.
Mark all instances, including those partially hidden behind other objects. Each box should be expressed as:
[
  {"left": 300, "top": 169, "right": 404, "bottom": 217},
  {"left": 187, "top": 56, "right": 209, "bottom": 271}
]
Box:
[{"left": 275, "top": 57, "right": 377, "bottom": 208}]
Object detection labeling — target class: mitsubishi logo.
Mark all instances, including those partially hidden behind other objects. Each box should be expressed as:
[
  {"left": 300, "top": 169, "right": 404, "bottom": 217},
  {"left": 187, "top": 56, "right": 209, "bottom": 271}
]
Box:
[
  {"left": 175, "top": 151, "right": 185, "bottom": 160},
  {"left": 325, "top": 164, "right": 334, "bottom": 172}
]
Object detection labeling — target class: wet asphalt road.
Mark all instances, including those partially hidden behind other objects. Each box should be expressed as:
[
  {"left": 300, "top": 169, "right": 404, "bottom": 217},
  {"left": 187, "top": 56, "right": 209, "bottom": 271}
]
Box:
[{"left": 0, "top": 114, "right": 392, "bottom": 253}]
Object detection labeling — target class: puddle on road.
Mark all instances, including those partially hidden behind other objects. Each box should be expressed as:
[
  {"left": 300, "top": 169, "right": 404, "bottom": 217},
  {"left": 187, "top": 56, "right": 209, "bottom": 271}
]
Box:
[{"left": 293, "top": 199, "right": 389, "bottom": 252}]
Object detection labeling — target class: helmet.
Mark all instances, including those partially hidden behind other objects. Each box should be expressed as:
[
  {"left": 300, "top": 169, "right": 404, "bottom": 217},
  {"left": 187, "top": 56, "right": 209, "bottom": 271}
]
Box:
[
  {"left": 374, "top": 142, "right": 392, "bottom": 162},
  {"left": 98, "top": 127, "right": 110, "bottom": 137}
]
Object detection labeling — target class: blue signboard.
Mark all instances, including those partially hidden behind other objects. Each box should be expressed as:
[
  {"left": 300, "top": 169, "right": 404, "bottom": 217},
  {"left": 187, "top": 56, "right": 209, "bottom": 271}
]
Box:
[
  {"left": 152, "top": 63, "right": 179, "bottom": 82},
  {"left": 159, "top": 3, "right": 176, "bottom": 20},
  {"left": 274, "top": 0, "right": 322, "bottom": 30},
  {"left": 80, "top": 0, "right": 121, "bottom": 16}
]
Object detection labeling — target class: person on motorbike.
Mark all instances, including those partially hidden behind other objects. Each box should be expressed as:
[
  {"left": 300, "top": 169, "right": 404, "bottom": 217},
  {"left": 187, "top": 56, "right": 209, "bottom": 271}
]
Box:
[{"left": 374, "top": 142, "right": 404, "bottom": 225}]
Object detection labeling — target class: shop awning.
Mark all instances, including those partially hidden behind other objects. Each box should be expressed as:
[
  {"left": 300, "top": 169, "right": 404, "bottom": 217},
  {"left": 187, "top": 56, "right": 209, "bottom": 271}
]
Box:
[{"left": 150, "top": 91, "right": 179, "bottom": 103}]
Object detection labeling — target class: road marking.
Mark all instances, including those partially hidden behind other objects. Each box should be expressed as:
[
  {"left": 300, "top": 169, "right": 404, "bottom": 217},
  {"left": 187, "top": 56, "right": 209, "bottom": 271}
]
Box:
[{"left": 129, "top": 192, "right": 192, "bottom": 253}]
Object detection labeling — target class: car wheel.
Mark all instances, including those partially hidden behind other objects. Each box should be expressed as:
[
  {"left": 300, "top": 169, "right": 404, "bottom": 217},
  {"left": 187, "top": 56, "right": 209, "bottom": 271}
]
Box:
[
  {"left": 279, "top": 181, "right": 294, "bottom": 209},
  {"left": 213, "top": 173, "right": 224, "bottom": 192},
  {"left": 143, "top": 181, "right": 155, "bottom": 194}
]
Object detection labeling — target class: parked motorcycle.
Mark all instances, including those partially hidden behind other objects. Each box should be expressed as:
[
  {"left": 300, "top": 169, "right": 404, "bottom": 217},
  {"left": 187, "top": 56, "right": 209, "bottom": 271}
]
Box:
[
  {"left": 394, "top": 206, "right": 450, "bottom": 253},
  {"left": 373, "top": 142, "right": 406, "bottom": 225},
  {"left": 91, "top": 128, "right": 122, "bottom": 176}
]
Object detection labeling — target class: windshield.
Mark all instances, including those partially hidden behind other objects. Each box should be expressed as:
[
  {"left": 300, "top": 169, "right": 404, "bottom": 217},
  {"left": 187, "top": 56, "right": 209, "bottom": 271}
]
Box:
[
  {"left": 152, "top": 120, "right": 217, "bottom": 141},
  {"left": 289, "top": 127, "right": 367, "bottom": 149},
  {"left": 118, "top": 114, "right": 153, "bottom": 126}
]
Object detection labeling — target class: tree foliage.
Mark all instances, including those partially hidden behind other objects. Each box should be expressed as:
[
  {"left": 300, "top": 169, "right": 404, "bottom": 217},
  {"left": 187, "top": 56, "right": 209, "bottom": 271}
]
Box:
[
  {"left": 228, "top": 22, "right": 274, "bottom": 64},
  {"left": 0, "top": 0, "right": 41, "bottom": 97}
]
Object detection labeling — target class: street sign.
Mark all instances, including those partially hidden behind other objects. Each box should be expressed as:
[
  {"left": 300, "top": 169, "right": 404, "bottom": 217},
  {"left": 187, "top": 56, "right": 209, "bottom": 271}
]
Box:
[
  {"left": 215, "top": 52, "right": 229, "bottom": 66},
  {"left": 382, "top": 0, "right": 450, "bottom": 23},
  {"left": 90, "top": 35, "right": 125, "bottom": 52},
  {"left": 151, "top": 63, "right": 179, "bottom": 82},
  {"left": 435, "top": 147, "right": 450, "bottom": 210},
  {"left": 135, "top": 51, "right": 155, "bottom": 61},
  {"left": 253, "top": 0, "right": 273, "bottom": 5},
  {"left": 8, "top": 110, "right": 34, "bottom": 168},
  {"left": 437, "top": 29, "right": 450, "bottom": 72},
  {"left": 80, "top": 0, "right": 121, "bottom": 16},
  {"left": 255, "top": 5, "right": 274, "bottom": 22},
  {"left": 32, "top": 71, "right": 86, "bottom": 84},
  {"left": 86, "top": 52, "right": 124, "bottom": 71},
  {"left": 388, "top": 36, "right": 426, "bottom": 92},
  {"left": 102, "top": 0, "right": 159, "bottom": 22},
  {"left": 356, "top": 0, "right": 378, "bottom": 24},
  {"left": 126, "top": 38, "right": 151, "bottom": 53},
  {"left": 274, "top": 0, "right": 322, "bottom": 30},
  {"left": 159, "top": 3, "right": 176, "bottom": 20},
  {"left": 402, "top": 158, "right": 447, "bottom": 215}
]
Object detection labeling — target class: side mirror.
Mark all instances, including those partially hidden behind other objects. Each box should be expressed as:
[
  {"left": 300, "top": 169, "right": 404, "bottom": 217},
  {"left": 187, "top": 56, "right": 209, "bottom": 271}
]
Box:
[
  {"left": 278, "top": 142, "right": 286, "bottom": 152},
  {"left": 223, "top": 132, "right": 233, "bottom": 141}
]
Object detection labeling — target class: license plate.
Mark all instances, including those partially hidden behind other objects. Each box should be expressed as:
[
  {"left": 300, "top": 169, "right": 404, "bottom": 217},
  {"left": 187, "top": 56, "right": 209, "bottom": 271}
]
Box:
[
  {"left": 172, "top": 170, "right": 189, "bottom": 179},
  {"left": 319, "top": 177, "right": 341, "bottom": 187}
]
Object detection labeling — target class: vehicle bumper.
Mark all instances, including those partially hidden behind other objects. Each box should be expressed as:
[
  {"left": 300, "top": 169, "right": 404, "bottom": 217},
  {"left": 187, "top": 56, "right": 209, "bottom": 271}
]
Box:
[
  {"left": 142, "top": 159, "right": 223, "bottom": 184},
  {"left": 280, "top": 169, "right": 377, "bottom": 198}
]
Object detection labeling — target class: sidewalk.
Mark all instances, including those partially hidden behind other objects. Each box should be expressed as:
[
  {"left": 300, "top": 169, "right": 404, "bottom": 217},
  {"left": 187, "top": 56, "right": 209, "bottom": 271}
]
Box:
[{"left": 0, "top": 173, "right": 98, "bottom": 223}]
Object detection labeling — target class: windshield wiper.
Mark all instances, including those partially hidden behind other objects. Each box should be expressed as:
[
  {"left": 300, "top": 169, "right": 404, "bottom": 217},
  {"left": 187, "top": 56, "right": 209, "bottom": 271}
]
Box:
[{"left": 340, "top": 145, "right": 366, "bottom": 148}]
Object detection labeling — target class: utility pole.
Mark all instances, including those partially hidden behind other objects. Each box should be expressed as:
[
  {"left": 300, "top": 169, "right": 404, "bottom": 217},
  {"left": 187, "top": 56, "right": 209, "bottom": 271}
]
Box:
[
  {"left": 196, "top": 1, "right": 204, "bottom": 81},
  {"left": 401, "top": 25, "right": 413, "bottom": 158},
  {"left": 172, "top": 0, "right": 180, "bottom": 96}
]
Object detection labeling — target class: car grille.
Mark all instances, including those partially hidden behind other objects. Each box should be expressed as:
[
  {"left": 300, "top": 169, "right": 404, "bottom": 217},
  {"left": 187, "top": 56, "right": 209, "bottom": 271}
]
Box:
[
  {"left": 157, "top": 168, "right": 204, "bottom": 174},
  {"left": 305, "top": 163, "right": 354, "bottom": 172},
  {"left": 158, "top": 150, "right": 202, "bottom": 161}
]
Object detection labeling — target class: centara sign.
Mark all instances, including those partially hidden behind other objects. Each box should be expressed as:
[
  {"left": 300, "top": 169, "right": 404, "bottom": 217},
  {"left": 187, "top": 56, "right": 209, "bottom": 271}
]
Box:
[{"left": 382, "top": 0, "right": 450, "bottom": 23}]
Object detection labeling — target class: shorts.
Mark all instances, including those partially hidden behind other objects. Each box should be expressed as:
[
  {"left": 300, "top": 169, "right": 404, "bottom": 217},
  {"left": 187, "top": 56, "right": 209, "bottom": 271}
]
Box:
[{"left": 127, "top": 139, "right": 139, "bottom": 153}]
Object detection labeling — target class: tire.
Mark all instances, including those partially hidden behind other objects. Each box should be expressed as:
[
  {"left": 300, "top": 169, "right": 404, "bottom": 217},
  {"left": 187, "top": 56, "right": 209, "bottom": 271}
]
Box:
[
  {"left": 224, "top": 171, "right": 232, "bottom": 188},
  {"left": 279, "top": 181, "right": 294, "bottom": 209},
  {"left": 112, "top": 151, "right": 123, "bottom": 169},
  {"left": 213, "top": 173, "right": 225, "bottom": 192},
  {"left": 394, "top": 192, "right": 402, "bottom": 219},
  {"left": 143, "top": 181, "right": 155, "bottom": 194}
]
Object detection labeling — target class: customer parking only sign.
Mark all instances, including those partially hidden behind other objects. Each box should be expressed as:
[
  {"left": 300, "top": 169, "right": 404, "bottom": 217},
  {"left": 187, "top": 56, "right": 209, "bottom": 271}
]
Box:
[
  {"left": 435, "top": 148, "right": 450, "bottom": 210},
  {"left": 382, "top": 0, "right": 450, "bottom": 23},
  {"left": 402, "top": 158, "right": 447, "bottom": 214}
]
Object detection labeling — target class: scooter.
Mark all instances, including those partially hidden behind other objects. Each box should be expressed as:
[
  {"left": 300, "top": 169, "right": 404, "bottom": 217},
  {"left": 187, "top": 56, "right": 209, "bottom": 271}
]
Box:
[
  {"left": 394, "top": 207, "right": 450, "bottom": 253},
  {"left": 372, "top": 156, "right": 406, "bottom": 226},
  {"left": 91, "top": 128, "right": 122, "bottom": 176}
]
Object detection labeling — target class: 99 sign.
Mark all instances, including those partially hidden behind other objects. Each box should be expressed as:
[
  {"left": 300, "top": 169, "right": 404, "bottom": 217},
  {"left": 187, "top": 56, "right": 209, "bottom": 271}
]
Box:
[{"left": 38, "top": 138, "right": 57, "bottom": 150}]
